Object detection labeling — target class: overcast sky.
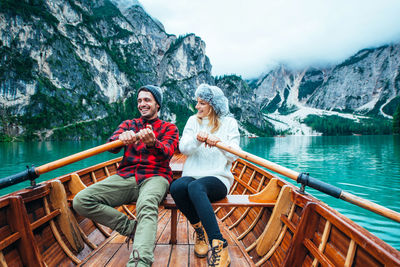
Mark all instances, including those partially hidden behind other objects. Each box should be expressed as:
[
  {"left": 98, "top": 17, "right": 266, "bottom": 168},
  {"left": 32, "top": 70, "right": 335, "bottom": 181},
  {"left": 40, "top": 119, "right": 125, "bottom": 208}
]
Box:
[{"left": 121, "top": 0, "right": 400, "bottom": 79}]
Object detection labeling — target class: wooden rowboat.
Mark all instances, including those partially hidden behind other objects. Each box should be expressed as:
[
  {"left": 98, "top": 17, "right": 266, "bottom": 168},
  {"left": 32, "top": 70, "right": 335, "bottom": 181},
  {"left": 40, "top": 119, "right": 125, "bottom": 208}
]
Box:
[{"left": 0, "top": 142, "right": 399, "bottom": 266}]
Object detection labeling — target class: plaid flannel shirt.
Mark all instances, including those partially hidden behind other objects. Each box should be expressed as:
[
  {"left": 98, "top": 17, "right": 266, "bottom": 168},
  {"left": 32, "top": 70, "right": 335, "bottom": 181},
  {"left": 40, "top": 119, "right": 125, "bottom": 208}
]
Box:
[{"left": 108, "top": 117, "right": 179, "bottom": 184}]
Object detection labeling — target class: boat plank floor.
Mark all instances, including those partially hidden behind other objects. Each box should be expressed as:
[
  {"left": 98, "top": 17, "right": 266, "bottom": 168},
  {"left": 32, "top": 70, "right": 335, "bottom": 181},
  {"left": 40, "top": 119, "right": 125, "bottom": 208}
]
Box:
[{"left": 80, "top": 209, "right": 254, "bottom": 266}]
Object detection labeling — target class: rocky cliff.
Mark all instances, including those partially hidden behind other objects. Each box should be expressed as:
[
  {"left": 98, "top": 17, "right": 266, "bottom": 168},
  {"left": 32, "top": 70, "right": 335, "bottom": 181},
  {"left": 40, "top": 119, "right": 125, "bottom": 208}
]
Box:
[{"left": 306, "top": 45, "right": 400, "bottom": 116}]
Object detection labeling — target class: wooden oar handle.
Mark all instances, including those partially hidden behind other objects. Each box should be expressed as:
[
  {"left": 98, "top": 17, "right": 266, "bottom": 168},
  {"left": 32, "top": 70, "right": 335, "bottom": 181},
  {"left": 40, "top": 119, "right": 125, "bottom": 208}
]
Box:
[
  {"left": 340, "top": 191, "right": 400, "bottom": 223},
  {"left": 35, "top": 140, "right": 124, "bottom": 175}
]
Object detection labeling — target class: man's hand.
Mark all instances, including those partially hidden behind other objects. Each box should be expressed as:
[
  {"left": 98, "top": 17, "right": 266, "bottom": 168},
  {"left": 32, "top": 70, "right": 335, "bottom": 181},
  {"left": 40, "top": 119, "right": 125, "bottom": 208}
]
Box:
[
  {"left": 119, "top": 130, "right": 139, "bottom": 145},
  {"left": 137, "top": 125, "right": 157, "bottom": 147}
]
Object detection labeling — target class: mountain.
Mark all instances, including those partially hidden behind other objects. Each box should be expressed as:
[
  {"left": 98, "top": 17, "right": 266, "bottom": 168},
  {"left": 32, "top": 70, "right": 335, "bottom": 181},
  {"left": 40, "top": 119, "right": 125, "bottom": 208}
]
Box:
[{"left": 0, "top": 0, "right": 399, "bottom": 141}]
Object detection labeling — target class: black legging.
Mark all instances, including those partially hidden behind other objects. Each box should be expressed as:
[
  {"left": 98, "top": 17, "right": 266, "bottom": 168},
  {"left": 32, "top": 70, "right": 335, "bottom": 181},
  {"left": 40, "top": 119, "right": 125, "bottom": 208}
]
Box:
[{"left": 169, "top": 176, "right": 228, "bottom": 242}]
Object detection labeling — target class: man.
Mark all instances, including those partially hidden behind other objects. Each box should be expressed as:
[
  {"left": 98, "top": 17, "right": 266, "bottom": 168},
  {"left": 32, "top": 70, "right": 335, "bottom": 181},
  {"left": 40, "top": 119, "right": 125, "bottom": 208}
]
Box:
[{"left": 73, "top": 85, "right": 179, "bottom": 267}]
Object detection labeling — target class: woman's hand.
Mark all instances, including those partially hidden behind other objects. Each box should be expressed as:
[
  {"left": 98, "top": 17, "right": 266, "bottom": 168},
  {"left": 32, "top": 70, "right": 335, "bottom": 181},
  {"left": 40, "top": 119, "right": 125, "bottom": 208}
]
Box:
[
  {"left": 197, "top": 132, "right": 220, "bottom": 147},
  {"left": 205, "top": 134, "right": 221, "bottom": 147},
  {"left": 196, "top": 131, "right": 208, "bottom": 143}
]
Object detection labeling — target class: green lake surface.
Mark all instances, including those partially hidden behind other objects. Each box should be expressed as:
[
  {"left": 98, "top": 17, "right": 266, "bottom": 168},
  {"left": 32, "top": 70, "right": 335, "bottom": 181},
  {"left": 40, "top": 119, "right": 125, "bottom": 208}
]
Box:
[{"left": 1, "top": 135, "right": 399, "bottom": 250}]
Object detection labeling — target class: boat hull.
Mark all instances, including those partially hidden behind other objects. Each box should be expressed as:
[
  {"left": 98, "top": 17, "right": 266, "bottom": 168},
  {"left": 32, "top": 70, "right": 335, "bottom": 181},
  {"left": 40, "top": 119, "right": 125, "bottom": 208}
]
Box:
[{"left": 0, "top": 154, "right": 399, "bottom": 266}]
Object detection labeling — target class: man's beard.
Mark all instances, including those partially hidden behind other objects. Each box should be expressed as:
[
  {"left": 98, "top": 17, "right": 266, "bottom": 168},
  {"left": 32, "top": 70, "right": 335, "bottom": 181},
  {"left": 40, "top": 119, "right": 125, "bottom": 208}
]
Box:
[{"left": 140, "top": 109, "right": 157, "bottom": 119}]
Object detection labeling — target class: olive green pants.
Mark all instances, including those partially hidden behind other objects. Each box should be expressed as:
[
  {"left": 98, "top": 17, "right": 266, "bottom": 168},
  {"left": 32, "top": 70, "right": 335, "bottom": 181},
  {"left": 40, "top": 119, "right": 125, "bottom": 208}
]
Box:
[{"left": 73, "top": 174, "right": 169, "bottom": 267}]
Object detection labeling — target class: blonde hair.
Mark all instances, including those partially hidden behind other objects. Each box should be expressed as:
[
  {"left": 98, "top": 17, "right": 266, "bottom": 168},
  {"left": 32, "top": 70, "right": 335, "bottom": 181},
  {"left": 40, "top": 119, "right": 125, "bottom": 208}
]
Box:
[{"left": 197, "top": 105, "right": 220, "bottom": 133}]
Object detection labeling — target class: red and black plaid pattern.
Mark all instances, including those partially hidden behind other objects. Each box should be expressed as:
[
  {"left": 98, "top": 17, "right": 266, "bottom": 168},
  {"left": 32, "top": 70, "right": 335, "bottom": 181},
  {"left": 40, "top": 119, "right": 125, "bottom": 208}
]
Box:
[{"left": 108, "top": 117, "right": 179, "bottom": 184}]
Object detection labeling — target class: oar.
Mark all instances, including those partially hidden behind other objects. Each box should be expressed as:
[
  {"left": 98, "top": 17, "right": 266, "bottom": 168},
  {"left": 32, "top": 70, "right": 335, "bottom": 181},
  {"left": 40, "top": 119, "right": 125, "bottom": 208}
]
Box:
[
  {"left": 215, "top": 142, "right": 400, "bottom": 224},
  {"left": 0, "top": 140, "right": 124, "bottom": 189}
]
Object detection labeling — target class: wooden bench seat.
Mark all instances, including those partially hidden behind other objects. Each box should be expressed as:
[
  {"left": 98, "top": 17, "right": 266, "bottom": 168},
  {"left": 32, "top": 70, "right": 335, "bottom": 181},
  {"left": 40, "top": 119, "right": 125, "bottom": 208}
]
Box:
[{"left": 162, "top": 194, "right": 276, "bottom": 208}]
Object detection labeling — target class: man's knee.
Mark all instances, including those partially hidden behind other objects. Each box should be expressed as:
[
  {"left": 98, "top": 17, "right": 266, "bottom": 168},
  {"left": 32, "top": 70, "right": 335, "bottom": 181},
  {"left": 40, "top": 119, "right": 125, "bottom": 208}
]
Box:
[
  {"left": 136, "top": 194, "right": 160, "bottom": 212},
  {"left": 72, "top": 190, "right": 91, "bottom": 216}
]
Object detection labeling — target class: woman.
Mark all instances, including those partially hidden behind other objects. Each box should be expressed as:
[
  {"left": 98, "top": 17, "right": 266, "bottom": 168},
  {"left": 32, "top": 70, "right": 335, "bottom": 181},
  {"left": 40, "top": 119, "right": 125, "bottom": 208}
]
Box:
[{"left": 170, "top": 84, "right": 240, "bottom": 267}]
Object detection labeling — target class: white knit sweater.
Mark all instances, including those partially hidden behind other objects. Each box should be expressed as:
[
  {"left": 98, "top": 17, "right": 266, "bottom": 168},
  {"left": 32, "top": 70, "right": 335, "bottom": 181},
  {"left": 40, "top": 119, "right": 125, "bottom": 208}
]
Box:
[{"left": 179, "top": 115, "right": 240, "bottom": 192}]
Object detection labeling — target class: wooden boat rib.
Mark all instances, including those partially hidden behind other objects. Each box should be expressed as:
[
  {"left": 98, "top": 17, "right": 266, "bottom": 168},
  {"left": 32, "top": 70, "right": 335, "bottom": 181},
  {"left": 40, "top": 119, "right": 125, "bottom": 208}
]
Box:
[{"left": 1, "top": 152, "right": 400, "bottom": 266}]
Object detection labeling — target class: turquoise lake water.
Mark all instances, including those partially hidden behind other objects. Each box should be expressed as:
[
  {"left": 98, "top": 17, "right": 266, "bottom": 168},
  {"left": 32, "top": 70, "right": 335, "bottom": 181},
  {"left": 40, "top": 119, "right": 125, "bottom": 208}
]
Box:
[{"left": 0, "top": 135, "right": 399, "bottom": 250}]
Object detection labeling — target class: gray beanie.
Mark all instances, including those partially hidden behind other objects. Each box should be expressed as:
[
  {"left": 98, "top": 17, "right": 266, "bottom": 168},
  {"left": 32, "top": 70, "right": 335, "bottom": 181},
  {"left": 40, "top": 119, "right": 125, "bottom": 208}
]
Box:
[
  {"left": 138, "top": 85, "right": 163, "bottom": 109},
  {"left": 195, "top": 83, "right": 230, "bottom": 116}
]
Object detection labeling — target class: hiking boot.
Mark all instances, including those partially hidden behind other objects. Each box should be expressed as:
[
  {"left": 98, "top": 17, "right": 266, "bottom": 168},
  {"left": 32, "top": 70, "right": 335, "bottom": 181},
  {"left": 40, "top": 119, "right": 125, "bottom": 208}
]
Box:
[
  {"left": 192, "top": 222, "right": 208, "bottom": 258},
  {"left": 208, "top": 239, "right": 230, "bottom": 267}
]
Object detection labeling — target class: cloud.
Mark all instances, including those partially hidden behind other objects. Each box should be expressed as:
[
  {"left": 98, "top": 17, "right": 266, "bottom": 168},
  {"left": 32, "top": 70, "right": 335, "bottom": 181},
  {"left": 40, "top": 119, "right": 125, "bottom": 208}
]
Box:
[{"left": 121, "top": 0, "right": 400, "bottom": 78}]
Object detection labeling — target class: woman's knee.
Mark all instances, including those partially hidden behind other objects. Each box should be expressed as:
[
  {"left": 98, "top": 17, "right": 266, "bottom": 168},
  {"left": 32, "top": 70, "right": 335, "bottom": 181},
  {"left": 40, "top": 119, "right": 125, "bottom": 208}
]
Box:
[
  {"left": 170, "top": 180, "right": 188, "bottom": 198},
  {"left": 169, "top": 181, "right": 178, "bottom": 196},
  {"left": 187, "top": 182, "right": 205, "bottom": 197}
]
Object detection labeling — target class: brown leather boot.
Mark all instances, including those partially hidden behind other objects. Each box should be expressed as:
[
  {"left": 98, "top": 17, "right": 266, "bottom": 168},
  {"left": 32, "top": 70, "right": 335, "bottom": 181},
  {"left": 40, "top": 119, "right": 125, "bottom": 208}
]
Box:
[
  {"left": 192, "top": 222, "right": 208, "bottom": 258},
  {"left": 208, "top": 239, "right": 230, "bottom": 267}
]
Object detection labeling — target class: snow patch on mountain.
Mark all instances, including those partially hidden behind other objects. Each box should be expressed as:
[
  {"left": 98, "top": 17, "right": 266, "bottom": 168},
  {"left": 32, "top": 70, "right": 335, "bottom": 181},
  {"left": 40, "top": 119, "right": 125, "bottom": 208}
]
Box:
[{"left": 264, "top": 105, "right": 368, "bottom": 136}]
